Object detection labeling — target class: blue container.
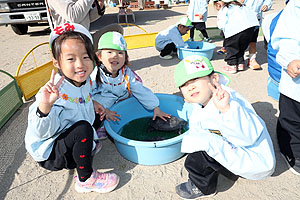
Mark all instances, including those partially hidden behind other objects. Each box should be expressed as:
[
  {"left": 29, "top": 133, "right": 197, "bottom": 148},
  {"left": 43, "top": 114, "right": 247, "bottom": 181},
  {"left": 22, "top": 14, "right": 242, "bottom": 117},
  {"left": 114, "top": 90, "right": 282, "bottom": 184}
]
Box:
[
  {"left": 177, "top": 41, "right": 216, "bottom": 60},
  {"left": 104, "top": 94, "right": 188, "bottom": 165}
]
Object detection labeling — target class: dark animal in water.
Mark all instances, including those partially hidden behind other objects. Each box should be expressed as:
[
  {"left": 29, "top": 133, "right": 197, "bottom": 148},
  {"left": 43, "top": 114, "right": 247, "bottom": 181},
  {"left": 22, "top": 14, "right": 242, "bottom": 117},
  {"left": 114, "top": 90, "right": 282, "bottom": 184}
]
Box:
[{"left": 147, "top": 116, "right": 187, "bottom": 134}]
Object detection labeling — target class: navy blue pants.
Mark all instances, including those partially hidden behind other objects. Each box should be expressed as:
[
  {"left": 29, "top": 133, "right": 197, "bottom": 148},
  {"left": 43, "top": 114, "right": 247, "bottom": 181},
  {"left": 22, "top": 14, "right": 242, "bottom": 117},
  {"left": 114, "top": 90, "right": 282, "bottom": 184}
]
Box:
[
  {"left": 185, "top": 151, "right": 237, "bottom": 195},
  {"left": 190, "top": 22, "right": 209, "bottom": 40},
  {"left": 224, "top": 26, "right": 255, "bottom": 66},
  {"left": 277, "top": 94, "right": 300, "bottom": 160},
  {"left": 160, "top": 42, "right": 177, "bottom": 57},
  {"left": 38, "top": 115, "right": 102, "bottom": 182}
]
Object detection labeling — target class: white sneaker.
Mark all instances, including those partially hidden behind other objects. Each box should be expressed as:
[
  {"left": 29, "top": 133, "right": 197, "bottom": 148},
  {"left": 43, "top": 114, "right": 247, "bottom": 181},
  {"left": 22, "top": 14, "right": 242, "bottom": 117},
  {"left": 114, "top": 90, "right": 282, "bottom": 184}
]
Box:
[
  {"left": 203, "top": 37, "right": 212, "bottom": 43},
  {"left": 159, "top": 55, "right": 172, "bottom": 60}
]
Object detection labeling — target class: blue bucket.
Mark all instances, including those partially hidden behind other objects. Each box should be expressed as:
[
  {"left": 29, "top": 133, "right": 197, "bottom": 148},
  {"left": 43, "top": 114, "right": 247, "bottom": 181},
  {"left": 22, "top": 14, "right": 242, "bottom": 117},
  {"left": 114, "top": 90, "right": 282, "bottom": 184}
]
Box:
[
  {"left": 177, "top": 41, "right": 216, "bottom": 60},
  {"left": 104, "top": 93, "right": 188, "bottom": 165}
]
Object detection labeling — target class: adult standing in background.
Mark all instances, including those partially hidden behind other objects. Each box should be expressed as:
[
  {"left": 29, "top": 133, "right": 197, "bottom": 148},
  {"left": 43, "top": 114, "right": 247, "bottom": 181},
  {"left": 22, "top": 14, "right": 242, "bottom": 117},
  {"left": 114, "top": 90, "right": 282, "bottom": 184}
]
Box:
[{"left": 45, "top": 0, "right": 123, "bottom": 50}]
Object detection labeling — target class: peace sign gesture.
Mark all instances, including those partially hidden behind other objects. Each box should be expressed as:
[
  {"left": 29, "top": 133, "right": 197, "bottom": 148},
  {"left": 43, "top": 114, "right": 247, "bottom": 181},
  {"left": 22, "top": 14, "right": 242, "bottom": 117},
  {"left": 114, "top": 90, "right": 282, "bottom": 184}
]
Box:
[
  {"left": 208, "top": 81, "right": 230, "bottom": 114},
  {"left": 38, "top": 70, "right": 64, "bottom": 115}
]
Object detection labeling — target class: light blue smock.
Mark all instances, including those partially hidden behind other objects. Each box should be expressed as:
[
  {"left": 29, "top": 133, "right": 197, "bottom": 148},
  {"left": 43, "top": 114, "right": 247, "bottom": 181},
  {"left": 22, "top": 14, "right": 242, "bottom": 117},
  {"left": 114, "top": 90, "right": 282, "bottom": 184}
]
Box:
[
  {"left": 217, "top": 4, "right": 259, "bottom": 38},
  {"left": 244, "top": 0, "right": 272, "bottom": 25},
  {"left": 91, "top": 65, "right": 159, "bottom": 110},
  {"left": 187, "top": 0, "right": 208, "bottom": 22},
  {"left": 271, "top": 0, "right": 300, "bottom": 102},
  {"left": 155, "top": 25, "right": 188, "bottom": 51},
  {"left": 25, "top": 74, "right": 97, "bottom": 161},
  {"left": 180, "top": 85, "right": 275, "bottom": 180}
]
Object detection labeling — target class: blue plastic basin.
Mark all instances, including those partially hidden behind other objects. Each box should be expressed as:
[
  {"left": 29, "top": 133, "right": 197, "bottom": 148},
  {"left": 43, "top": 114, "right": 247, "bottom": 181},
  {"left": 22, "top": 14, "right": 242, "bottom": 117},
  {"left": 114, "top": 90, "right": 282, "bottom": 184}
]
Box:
[
  {"left": 177, "top": 41, "right": 216, "bottom": 60},
  {"left": 104, "top": 93, "right": 188, "bottom": 165}
]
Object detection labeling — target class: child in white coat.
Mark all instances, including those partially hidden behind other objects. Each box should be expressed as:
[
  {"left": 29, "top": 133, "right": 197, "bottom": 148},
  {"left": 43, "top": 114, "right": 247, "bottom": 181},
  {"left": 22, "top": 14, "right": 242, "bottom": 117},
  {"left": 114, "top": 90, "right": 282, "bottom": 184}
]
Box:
[
  {"left": 187, "top": 0, "right": 211, "bottom": 42},
  {"left": 91, "top": 31, "right": 170, "bottom": 139},
  {"left": 214, "top": 0, "right": 259, "bottom": 74},
  {"left": 155, "top": 17, "right": 193, "bottom": 59},
  {"left": 25, "top": 23, "right": 119, "bottom": 193},
  {"left": 174, "top": 55, "right": 275, "bottom": 199},
  {"left": 271, "top": 0, "right": 300, "bottom": 175},
  {"left": 242, "top": 0, "right": 273, "bottom": 70}
]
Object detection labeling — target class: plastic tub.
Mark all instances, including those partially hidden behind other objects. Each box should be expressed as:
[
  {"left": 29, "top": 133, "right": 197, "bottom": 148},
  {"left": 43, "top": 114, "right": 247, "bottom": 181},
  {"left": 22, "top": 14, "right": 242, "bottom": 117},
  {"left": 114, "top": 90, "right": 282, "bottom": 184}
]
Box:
[
  {"left": 104, "top": 93, "right": 188, "bottom": 165},
  {"left": 177, "top": 41, "right": 216, "bottom": 60}
]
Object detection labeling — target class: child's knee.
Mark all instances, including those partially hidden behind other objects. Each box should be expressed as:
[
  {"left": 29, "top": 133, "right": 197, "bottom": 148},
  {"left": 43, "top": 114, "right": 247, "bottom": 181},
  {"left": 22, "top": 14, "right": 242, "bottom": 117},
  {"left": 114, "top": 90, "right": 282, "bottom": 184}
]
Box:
[{"left": 73, "top": 120, "right": 94, "bottom": 138}]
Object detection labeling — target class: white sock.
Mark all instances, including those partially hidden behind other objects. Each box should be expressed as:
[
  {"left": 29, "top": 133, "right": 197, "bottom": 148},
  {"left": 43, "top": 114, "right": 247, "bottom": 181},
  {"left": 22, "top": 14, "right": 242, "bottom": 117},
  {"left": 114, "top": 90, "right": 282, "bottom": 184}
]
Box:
[{"left": 249, "top": 53, "right": 256, "bottom": 60}]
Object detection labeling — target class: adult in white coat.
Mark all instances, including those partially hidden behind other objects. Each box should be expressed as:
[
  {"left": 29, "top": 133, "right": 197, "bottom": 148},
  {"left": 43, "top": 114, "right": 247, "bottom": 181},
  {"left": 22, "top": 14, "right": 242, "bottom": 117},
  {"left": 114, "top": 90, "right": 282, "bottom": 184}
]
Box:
[{"left": 45, "top": 0, "right": 123, "bottom": 50}]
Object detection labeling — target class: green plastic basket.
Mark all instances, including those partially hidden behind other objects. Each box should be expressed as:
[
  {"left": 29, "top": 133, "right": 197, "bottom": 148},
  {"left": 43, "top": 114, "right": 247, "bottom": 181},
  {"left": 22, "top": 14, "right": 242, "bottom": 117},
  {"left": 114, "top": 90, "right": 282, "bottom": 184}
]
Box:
[{"left": 0, "top": 70, "right": 23, "bottom": 129}]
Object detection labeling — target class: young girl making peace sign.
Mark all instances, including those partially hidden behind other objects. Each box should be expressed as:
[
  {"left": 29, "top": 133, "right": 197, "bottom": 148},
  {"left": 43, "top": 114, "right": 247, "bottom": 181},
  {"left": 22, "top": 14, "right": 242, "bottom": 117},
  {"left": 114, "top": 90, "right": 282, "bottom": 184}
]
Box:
[{"left": 25, "top": 23, "right": 119, "bottom": 193}]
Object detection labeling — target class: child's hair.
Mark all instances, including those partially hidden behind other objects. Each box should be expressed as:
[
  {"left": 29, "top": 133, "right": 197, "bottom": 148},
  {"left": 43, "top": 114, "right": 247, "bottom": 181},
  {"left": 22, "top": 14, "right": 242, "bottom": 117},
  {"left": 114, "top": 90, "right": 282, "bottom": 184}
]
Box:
[
  {"left": 214, "top": 0, "right": 243, "bottom": 7},
  {"left": 176, "top": 17, "right": 193, "bottom": 28},
  {"left": 51, "top": 31, "right": 98, "bottom": 65},
  {"left": 177, "top": 24, "right": 187, "bottom": 28},
  {"left": 95, "top": 49, "right": 130, "bottom": 87}
]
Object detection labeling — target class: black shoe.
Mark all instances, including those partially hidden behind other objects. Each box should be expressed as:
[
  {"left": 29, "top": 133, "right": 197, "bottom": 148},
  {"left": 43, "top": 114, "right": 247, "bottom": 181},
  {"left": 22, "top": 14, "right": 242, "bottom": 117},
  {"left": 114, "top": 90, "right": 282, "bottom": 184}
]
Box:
[
  {"left": 281, "top": 153, "right": 300, "bottom": 175},
  {"left": 175, "top": 179, "right": 216, "bottom": 199}
]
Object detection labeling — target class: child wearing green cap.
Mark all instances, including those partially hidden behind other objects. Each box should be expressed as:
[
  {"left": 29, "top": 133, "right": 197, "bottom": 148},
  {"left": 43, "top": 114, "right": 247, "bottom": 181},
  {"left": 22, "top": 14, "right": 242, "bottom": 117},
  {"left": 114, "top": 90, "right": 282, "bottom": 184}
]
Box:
[
  {"left": 155, "top": 16, "right": 193, "bottom": 60},
  {"left": 174, "top": 55, "right": 275, "bottom": 199},
  {"left": 91, "top": 31, "right": 171, "bottom": 139}
]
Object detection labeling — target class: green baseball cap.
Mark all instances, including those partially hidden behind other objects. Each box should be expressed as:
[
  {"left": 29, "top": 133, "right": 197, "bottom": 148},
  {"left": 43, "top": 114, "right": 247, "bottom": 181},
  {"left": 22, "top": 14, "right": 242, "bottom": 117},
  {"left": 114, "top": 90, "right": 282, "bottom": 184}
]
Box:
[
  {"left": 176, "top": 17, "right": 193, "bottom": 28},
  {"left": 174, "top": 55, "right": 230, "bottom": 88},
  {"left": 98, "top": 31, "right": 127, "bottom": 51}
]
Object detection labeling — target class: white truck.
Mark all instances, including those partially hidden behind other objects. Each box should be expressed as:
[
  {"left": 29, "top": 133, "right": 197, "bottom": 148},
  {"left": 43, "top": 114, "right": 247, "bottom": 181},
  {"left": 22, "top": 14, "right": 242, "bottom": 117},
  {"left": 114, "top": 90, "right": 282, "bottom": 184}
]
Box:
[{"left": 0, "top": 0, "right": 48, "bottom": 35}]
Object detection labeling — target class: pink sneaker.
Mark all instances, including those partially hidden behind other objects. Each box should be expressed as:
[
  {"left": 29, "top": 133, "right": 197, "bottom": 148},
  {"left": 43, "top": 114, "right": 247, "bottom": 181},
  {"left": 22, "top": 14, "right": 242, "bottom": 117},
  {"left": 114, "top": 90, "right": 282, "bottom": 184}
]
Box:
[
  {"left": 222, "top": 65, "right": 237, "bottom": 74},
  {"left": 75, "top": 170, "right": 120, "bottom": 193},
  {"left": 96, "top": 127, "right": 108, "bottom": 140}
]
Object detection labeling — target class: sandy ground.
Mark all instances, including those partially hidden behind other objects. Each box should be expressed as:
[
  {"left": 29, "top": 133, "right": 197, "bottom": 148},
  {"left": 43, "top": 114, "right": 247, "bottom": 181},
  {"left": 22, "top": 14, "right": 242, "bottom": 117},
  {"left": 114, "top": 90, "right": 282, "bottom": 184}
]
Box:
[{"left": 1, "top": 1, "right": 300, "bottom": 199}]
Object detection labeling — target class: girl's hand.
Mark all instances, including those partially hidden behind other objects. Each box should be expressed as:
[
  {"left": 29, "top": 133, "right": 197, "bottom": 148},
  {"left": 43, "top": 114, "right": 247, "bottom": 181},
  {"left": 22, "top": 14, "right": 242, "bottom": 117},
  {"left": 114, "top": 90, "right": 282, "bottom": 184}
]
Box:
[
  {"left": 153, "top": 107, "right": 171, "bottom": 121},
  {"left": 208, "top": 81, "right": 230, "bottom": 114},
  {"left": 93, "top": 100, "right": 106, "bottom": 121},
  {"left": 105, "top": 109, "right": 120, "bottom": 122},
  {"left": 39, "top": 70, "right": 64, "bottom": 114},
  {"left": 287, "top": 60, "right": 300, "bottom": 79}
]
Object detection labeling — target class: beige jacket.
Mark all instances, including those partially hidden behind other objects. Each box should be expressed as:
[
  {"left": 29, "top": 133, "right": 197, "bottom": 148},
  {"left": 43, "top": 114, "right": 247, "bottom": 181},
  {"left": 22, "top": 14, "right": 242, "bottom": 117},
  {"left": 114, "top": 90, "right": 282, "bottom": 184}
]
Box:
[{"left": 46, "top": 0, "right": 104, "bottom": 30}]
